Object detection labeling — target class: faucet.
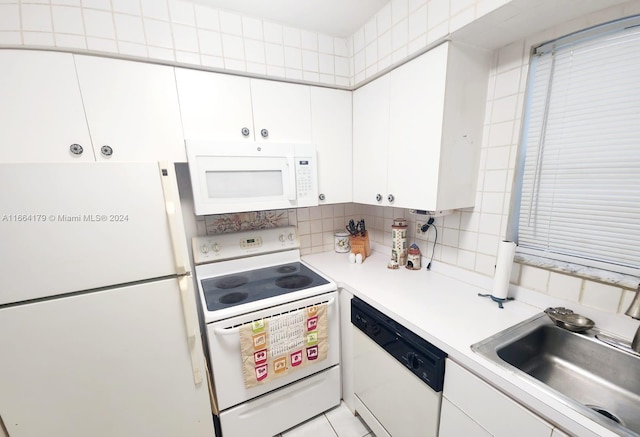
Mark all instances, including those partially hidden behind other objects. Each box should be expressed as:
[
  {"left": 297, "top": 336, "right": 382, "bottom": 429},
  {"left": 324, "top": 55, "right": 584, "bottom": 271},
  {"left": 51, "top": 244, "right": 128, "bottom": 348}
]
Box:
[{"left": 625, "top": 284, "right": 640, "bottom": 352}]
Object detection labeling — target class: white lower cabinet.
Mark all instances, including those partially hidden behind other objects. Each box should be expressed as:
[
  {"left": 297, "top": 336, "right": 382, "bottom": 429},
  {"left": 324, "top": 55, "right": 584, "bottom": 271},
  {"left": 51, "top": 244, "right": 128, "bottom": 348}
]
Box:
[
  {"left": 338, "top": 288, "right": 355, "bottom": 412},
  {"left": 440, "top": 360, "right": 554, "bottom": 437},
  {"left": 440, "top": 398, "right": 491, "bottom": 437}
]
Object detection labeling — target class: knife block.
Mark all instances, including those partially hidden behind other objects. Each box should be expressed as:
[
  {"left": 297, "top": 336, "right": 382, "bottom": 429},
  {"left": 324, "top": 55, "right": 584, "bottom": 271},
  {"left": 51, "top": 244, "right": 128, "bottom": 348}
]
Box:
[{"left": 349, "top": 231, "right": 371, "bottom": 260}]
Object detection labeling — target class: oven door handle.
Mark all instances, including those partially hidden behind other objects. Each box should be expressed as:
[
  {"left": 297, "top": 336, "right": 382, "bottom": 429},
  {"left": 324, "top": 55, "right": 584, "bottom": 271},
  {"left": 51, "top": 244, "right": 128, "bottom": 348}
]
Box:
[{"left": 213, "top": 298, "right": 336, "bottom": 336}]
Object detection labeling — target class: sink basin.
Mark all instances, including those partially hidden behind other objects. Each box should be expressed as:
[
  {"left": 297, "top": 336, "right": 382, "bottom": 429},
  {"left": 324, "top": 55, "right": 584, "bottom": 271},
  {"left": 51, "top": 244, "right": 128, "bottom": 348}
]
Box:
[{"left": 472, "top": 313, "right": 640, "bottom": 436}]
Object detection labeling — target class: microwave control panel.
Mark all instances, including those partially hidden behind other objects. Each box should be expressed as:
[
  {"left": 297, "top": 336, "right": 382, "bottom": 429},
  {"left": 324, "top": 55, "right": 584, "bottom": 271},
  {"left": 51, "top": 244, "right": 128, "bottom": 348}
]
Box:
[{"left": 295, "top": 156, "right": 318, "bottom": 208}]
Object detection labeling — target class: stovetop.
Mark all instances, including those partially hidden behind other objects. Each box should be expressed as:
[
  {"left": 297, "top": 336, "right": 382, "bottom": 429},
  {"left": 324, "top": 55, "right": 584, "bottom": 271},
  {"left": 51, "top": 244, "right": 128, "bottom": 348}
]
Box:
[{"left": 200, "top": 261, "right": 330, "bottom": 312}]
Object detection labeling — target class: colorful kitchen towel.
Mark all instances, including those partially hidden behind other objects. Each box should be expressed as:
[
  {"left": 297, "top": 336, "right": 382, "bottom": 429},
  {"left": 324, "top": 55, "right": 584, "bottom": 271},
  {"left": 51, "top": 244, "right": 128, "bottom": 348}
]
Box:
[{"left": 239, "top": 303, "right": 328, "bottom": 388}]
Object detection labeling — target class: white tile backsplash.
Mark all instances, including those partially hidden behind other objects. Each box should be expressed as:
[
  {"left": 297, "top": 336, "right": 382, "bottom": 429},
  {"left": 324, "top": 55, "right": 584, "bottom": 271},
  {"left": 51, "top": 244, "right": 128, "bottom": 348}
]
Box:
[
  {"left": 111, "top": 0, "right": 139, "bottom": 16},
  {"left": 23, "top": 31, "right": 55, "bottom": 45},
  {"left": 242, "top": 16, "right": 263, "bottom": 40},
  {"left": 581, "top": 281, "right": 623, "bottom": 313},
  {"left": 218, "top": 10, "right": 242, "bottom": 36},
  {"left": 22, "top": 4, "right": 53, "bottom": 32},
  {"left": 547, "top": 272, "right": 582, "bottom": 302},
  {"left": 0, "top": 4, "right": 20, "bottom": 31},
  {"left": 83, "top": 8, "right": 115, "bottom": 39},
  {"left": 141, "top": 0, "right": 169, "bottom": 21},
  {"left": 51, "top": 5, "right": 84, "bottom": 34},
  {"left": 301, "top": 30, "right": 318, "bottom": 51},
  {"left": 114, "top": 13, "right": 145, "bottom": 44},
  {"left": 81, "top": 0, "right": 110, "bottom": 11},
  {"left": 244, "top": 39, "right": 265, "bottom": 64},
  {"left": 145, "top": 18, "right": 173, "bottom": 48},
  {"left": 172, "top": 22, "right": 198, "bottom": 52},
  {"left": 196, "top": 29, "right": 221, "bottom": 55}
]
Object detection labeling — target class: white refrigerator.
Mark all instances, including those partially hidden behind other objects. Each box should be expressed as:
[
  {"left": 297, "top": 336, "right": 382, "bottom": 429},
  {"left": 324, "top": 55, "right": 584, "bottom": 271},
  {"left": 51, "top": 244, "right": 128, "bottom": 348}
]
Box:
[{"left": 0, "top": 162, "right": 215, "bottom": 437}]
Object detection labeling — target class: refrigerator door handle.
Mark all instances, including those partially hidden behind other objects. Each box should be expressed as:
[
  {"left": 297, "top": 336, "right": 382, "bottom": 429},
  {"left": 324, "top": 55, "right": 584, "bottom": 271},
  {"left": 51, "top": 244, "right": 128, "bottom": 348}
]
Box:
[
  {"left": 179, "top": 276, "right": 204, "bottom": 386},
  {"left": 158, "top": 162, "right": 204, "bottom": 386},
  {"left": 158, "top": 161, "right": 189, "bottom": 275}
]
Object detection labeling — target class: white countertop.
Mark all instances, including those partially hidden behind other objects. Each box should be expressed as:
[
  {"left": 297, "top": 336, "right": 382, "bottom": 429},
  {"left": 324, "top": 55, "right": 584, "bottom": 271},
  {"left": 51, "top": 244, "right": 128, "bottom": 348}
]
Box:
[{"left": 303, "top": 249, "right": 621, "bottom": 437}]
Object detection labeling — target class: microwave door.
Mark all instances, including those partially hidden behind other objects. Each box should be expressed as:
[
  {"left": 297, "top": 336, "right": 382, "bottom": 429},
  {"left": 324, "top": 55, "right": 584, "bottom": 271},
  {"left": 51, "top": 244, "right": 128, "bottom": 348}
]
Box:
[{"left": 193, "top": 156, "right": 295, "bottom": 214}]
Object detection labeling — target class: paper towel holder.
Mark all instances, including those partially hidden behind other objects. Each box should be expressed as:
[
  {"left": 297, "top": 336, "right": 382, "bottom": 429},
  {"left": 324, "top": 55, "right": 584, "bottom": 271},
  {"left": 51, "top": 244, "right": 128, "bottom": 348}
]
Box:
[
  {"left": 477, "top": 292, "right": 514, "bottom": 309},
  {"left": 478, "top": 240, "right": 517, "bottom": 309}
]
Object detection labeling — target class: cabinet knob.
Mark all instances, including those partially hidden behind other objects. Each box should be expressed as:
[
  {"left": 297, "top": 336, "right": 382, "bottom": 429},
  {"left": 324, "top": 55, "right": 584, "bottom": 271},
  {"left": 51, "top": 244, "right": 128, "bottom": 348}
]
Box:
[
  {"left": 319, "top": 193, "right": 326, "bottom": 201},
  {"left": 69, "top": 144, "right": 84, "bottom": 155},
  {"left": 241, "top": 127, "right": 250, "bottom": 137},
  {"left": 260, "top": 128, "right": 269, "bottom": 138},
  {"left": 376, "top": 194, "right": 382, "bottom": 202},
  {"left": 100, "top": 145, "right": 113, "bottom": 157},
  {"left": 388, "top": 194, "right": 395, "bottom": 203}
]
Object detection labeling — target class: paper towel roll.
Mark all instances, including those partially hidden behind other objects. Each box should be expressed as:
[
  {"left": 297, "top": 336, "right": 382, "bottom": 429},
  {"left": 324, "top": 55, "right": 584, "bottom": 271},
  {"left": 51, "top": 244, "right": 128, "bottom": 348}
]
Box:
[{"left": 492, "top": 240, "right": 516, "bottom": 299}]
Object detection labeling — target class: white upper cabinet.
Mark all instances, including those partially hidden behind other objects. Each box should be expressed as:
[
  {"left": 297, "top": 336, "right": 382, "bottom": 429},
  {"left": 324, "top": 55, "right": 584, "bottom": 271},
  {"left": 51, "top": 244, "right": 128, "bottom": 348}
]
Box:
[
  {"left": 175, "top": 68, "right": 254, "bottom": 142},
  {"left": 387, "top": 45, "right": 448, "bottom": 209},
  {"left": 353, "top": 42, "right": 490, "bottom": 211},
  {"left": 250, "top": 79, "right": 312, "bottom": 143},
  {"left": 353, "top": 74, "right": 391, "bottom": 206},
  {"left": 74, "top": 55, "right": 185, "bottom": 162},
  {"left": 176, "top": 71, "right": 312, "bottom": 144},
  {"left": 311, "top": 87, "right": 353, "bottom": 204},
  {"left": 0, "top": 50, "right": 94, "bottom": 162}
]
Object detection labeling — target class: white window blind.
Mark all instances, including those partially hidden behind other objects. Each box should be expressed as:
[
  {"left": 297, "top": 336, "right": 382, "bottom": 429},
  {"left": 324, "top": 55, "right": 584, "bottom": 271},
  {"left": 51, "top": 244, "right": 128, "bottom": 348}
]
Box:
[{"left": 516, "top": 17, "right": 640, "bottom": 276}]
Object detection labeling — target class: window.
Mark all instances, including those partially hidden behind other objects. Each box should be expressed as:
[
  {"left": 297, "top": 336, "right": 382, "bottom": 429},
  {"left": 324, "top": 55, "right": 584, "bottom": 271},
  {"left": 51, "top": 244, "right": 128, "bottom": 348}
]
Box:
[{"left": 512, "top": 16, "right": 640, "bottom": 276}]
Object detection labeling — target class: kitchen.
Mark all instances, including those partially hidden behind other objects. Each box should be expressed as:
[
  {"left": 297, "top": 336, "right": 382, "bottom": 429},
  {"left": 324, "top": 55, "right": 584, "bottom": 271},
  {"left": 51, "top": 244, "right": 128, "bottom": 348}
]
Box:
[{"left": 1, "top": 0, "right": 640, "bottom": 436}]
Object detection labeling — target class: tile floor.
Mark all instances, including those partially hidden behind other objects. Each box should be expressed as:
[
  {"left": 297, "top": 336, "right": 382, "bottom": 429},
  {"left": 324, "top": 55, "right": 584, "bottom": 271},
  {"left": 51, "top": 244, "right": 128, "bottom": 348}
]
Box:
[{"left": 276, "top": 401, "right": 374, "bottom": 437}]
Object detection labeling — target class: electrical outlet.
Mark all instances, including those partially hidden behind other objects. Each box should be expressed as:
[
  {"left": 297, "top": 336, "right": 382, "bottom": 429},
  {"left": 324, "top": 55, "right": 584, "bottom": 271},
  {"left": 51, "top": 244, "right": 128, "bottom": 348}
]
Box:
[{"left": 416, "top": 221, "right": 427, "bottom": 239}]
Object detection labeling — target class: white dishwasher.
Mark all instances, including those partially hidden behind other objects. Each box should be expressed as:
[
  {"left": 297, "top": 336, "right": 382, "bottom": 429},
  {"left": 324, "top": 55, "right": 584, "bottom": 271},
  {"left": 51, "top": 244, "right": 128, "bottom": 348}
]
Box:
[{"left": 351, "top": 297, "right": 447, "bottom": 437}]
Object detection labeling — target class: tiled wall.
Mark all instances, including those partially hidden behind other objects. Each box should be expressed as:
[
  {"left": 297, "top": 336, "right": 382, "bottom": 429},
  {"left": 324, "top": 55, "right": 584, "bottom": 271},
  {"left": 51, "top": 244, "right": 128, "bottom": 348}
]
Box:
[
  {"left": 349, "top": 0, "right": 509, "bottom": 84},
  {"left": 293, "top": 2, "right": 640, "bottom": 316},
  {"left": 0, "top": 0, "right": 508, "bottom": 88}
]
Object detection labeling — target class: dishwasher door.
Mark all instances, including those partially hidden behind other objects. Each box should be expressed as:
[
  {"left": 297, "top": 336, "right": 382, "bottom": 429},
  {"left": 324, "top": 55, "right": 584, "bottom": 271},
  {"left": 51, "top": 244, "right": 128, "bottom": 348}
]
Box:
[{"left": 353, "top": 327, "right": 442, "bottom": 436}]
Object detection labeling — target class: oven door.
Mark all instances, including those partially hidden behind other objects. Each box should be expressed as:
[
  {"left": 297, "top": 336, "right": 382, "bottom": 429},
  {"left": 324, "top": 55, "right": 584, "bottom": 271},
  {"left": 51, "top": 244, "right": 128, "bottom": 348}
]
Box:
[{"left": 206, "top": 291, "right": 339, "bottom": 411}]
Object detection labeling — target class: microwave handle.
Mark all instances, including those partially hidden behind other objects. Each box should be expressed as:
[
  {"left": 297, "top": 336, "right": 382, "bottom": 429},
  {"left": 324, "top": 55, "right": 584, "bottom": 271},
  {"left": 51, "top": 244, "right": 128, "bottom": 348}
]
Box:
[{"left": 287, "top": 155, "right": 297, "bottom": 201}]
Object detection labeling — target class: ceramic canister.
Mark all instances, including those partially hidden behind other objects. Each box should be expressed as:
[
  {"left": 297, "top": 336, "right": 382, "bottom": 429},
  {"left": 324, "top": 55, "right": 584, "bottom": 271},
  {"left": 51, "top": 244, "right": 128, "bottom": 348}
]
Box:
[
  {"left": 391, "top": 218, "right": 408, "bottom": 266},
  {"left": 334, "top": 231, "right": 351, "bottom": 253}
]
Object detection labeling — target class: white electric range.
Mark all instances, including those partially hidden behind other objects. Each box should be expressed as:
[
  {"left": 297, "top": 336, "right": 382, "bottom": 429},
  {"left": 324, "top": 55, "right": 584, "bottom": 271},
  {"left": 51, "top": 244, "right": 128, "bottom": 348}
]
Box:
[{"left": 192, "top": 226, "right": 340, "bottom": 437}]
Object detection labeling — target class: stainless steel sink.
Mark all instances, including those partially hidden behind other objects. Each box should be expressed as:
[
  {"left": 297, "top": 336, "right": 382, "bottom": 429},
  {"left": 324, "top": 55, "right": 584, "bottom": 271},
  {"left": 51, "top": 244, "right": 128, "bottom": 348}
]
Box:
[{"left": 472, "top": 313, "right": 640, "bottom": 436}]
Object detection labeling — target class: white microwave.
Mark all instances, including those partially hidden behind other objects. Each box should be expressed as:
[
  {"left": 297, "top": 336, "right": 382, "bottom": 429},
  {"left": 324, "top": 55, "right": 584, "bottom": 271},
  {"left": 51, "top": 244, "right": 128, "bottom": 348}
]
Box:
[{"left": 186, "top": 140, "right": 319, "bottom": 215}]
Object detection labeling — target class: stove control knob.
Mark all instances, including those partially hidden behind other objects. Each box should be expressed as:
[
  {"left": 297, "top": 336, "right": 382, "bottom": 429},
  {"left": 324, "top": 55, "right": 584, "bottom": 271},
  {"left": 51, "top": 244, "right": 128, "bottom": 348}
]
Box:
[
  {"left": 279, "top": 234, "right": 285, "bottom": 242},
  {"left": 407, "top": 352, "right": 420, "bottom": 370},
  {"left": 200, "top": 244, "right": 210, "bottom": 254},
  {"left": 212, "top": 243, "right": 221, "bottom": 252},
  {"left": 287, "top": 233, "right": 295, "bottom": 241}
]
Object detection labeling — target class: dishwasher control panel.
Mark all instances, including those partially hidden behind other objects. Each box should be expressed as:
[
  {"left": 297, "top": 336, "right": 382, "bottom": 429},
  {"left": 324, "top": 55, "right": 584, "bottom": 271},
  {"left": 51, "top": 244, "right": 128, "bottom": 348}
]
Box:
[{"left": 351, "top": 297, "right": 446, "bottom": 391}]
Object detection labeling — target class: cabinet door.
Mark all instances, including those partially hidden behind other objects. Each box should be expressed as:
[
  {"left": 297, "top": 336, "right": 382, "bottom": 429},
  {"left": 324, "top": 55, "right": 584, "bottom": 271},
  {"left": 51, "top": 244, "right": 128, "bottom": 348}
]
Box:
[
  {"left": 443, "top": 360, "right": 554, "bottom": 437},
  {"left": 176, "top": 68, "right": 254, "bottom": 142},
  {"left": 352, "top": 74, "right": 390, "bottom": 206},
  {"left": 74, "top": 55, "right": 185, "bottom": 162},
  {"left": 388, "top": 45, "right": 448, "bottom": 210},
  {"left": 439, "top": 398, "right": 491, "bottom": 437},
  {"left": 311, "top": 87, "right": 353, "bottom": 204},
  {"left": 250, "top": 79, "right": 312, "bottom": 143},
  {"left": 0, "top": 50, "right": 93, "bottom": 162}
]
